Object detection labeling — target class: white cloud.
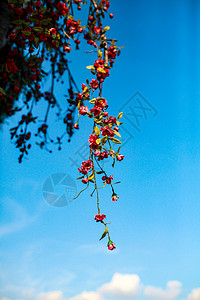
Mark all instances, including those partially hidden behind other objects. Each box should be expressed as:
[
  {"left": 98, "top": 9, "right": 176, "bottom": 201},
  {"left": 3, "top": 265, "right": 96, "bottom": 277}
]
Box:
[
  {"left": 36, "top": 290, "right": 104, "bottom": 300},
  {"left": 36, "top": 291, "right": 64, "bottom": 300},
  {"left": 2, "top": 273, "right": 200, "bottom": 300},
  {"left": 69, "top": 291, "right": 104, "bottom": 300},
  {"left": 144, "top": 280, "right": 182, "bottom": 300},
  {"left": 99, "top": 273, "right": 141, "bottom": 299},
  {"left": 186, "top": 288, "right": 200, "bottom": 300}
]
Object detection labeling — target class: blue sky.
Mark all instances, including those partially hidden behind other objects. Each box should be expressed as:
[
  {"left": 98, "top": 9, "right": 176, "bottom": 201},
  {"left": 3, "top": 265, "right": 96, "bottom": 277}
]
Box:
[{"left": 0, "top": 0, "right": 200, "bottom": 299}]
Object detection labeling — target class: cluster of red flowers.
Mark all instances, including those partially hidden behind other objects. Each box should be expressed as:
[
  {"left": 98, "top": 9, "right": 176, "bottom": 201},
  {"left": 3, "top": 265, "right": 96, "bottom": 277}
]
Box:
[
  {"left": 93, "top": 59, "right": 110, "bottom": 82},
  {"left": 0, "top": 0, "right": 123, "bottom": 251},
  {"left": 78, "top": 159, "right": 93, "bottom": 175}
]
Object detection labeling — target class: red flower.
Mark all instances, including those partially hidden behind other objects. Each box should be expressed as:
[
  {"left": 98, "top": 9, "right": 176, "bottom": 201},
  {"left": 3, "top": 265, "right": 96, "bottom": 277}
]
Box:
[
  {"left": 90, "top": 106, "right": 102, "bottom": 116},
  {"left": 14, "top": 86, "right": 20, "bottom": 93},
  {"left": 106, "top": 1, "right": 110, "bottom": 8},
  {"left": 79, "top": 106, "right": 89, "bottom": 115},
  {"left": 49, "top": 28, "right": 57, "bottom": 34},
  {"left": 82, "top": 178, "right": 88, "bottom": 184},
  {"left": 90, "top": 79, "right": 99, "bottom": 89},
  {"left": 94, "top": 150, "right": 101, "bottom": 157},
  {"left": 117, "top": 154, "right": 124, "bottom": 161},
  {"left": 97, "top": 151, "right": 108, "bottom": 161},
  {"left": 102, "top": 175, "right": 113, "bottom": 184},
  {"left": 101, "top": 126, "right": 114, "bottom": 137},
  {"left": 74, "top": 123, "right": 79, "bottom": 129},
  {"left": 56, "top": 2, "right": 69, "bottom": 14},
  {"left": 15, "top": 8, "right": 23, "bottom": 15},
  {"left": 76, "top": 93, "right": 83, "bottom": 101},
  {"left": 108, "top": 241, "right": 116, "bottom": 250},
  {"left": 35, "top": 1, "right": 41, "bottom": 8},
  {"left": 9, "top": 33, "right": 16, "bottom": 40},
  {"left": 78, "top": 159, "right": 93, "bottom": 175},
  {"left": 63, "top": 45, "right": 72, "bottom": 53},
  {"left": 94, "top": 214, "right": 106, "bottom": 222},
  {"left": 93, "top": 26, "right": 100, "bottom": 34},
  {"left": 112, "top": 194, "right": 119, "bottom": 201},
  {"left": 108, "top": 46, "right": 117, "bottom": 59},
  {"left": 88, "top": 134, "right": 99, "bottom": 150}
]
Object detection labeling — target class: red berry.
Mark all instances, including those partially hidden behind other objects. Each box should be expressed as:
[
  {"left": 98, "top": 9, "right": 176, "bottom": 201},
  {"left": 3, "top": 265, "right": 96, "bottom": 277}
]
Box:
[{"left": 35, "top": 1, "right": 41, "bottom": 8}]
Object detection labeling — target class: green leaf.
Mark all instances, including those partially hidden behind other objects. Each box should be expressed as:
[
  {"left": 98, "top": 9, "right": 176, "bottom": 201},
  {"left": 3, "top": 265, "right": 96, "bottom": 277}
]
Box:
[
  {"left": 87, "top": 112, "right": 94, "bottom": 118},
  {"left": 104, "top": 26, "right": 110, "bottom": 31},
  {"left": 97, "top": 67, "right": 106, "bottom": 74},
  {"left": 110, "top": 137, "right": 121, "bottom": 144},
  {"left": 89, "top": 98, "right": 96, "bottom": 104},
  {"left": 99, "top": 226, "right": 108, "bottom": 240},
  {"left": 33, "top": 27, "right": 44, "bottom": 32},
  {"left": 117, "top": 112, "right": 123, "bottom": 119},
  {"left": 113, "top": 130, "right": 121, "bottom": 137},
  {"left": 94, "top": 126, "right": 100, "bottom": 136},
  {"left": 101, "top": 136, "right": 108, "bottom": 144},
  {"left": 86, "top": 65, "right": 95, "bottom": 70},
  {"left": 0, "top": 87, "right": 5, "bottom": 96},
  {"left": 88, "top": 172, "right": 94, "bottom": 180},
  {"left": 98, "top": 49, "right": 102, "bottom": 59},
  {"left": 33, "top": 37, "right": 39, "bottom": 48},
  {"left": 21, "top": 31, "right": 31, "bottom": 36},
  {"left": 96, "top": 138, "right": 101, "bottom": 144},
  {"left": 11, "top": 20, "right": 23, "bottom": 25}
]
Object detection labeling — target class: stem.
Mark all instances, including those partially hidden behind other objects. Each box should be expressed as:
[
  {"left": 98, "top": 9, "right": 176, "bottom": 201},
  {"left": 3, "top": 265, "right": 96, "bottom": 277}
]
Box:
[
  {"left": 94, "top": 156, "right": 115, "bottom": 194},
  {"left": 91, "top": 151, "right": 101, "bottom": 215}
]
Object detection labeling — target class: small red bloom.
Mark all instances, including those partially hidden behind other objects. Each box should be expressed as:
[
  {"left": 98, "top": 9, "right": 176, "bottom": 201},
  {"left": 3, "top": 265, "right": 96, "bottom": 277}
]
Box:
[
  {"left": 102, "top": 175, "right": 113, "bottom": 184},
  {"left": 14, "top": 86, "right": 20, "bottom": 93},
  {"left": 101, "top": 126, "right": 114, "bottom": 137},
  {"left": 117, "top": 154, "right": 124, "bottom": 161},
  {"left": 82, "top": 178, "right": 88, "bottom": 184},
  {"left": 35, "top": 1, "right": 41, "bottom": 8},
  {"left": 74, "top": 123, "right": 79, "bottom": 129},
  {"left": 63, "top": 45, "right": 72, "bottom": 53},
  {"left": 112, "top": 194, "right": 119, "bottom": 201},
  {"left": 106, "top": 1, "right": 110, "bottom": 8},
  {"left": 49, "top": 28, "right": 57, "bottom": 34},
  {"left": 9, "top": 33, "right": 16, "bottom": 40},
  {"left": 94, "top": 214, "right": 106, "bottom": 222},
  {"left": 15, "top": 8, "right": 23, "bottom": 15},
  {"left": 79, "top": 106, "right": 89, "bottom": 116},
  {"left": 90, "top": 79, "right": 99, "bottom": 89},
  {"left": 78, "top": 159, "right": 93, "bottom": 175},
  {"left": 88, "top": 134, "right": 99, "bottom": 150},
  {"left": 93, "top": 26, "right": 100, "bottom": 34},
  {"left": 94, "top": 150, "right": 101, "bottom": 157},
  {"left": 108, "top": 241, "right": 116, "bottom": 250}
]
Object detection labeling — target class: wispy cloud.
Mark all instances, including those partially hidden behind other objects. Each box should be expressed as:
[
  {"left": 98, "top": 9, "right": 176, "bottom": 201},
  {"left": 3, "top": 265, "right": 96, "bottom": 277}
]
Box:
[{"left": 0, "top": 198, "right": 38, "bottom": 238}]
